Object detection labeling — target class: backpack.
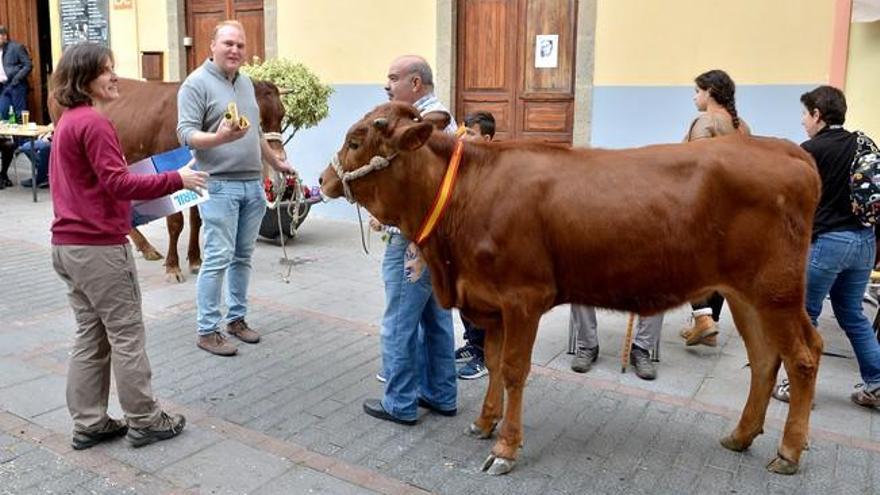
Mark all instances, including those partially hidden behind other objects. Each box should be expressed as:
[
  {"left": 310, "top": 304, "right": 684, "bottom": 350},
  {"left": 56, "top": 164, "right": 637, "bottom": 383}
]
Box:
[{"left": 849, "top": 131, "right": 880, "bottom": 226}]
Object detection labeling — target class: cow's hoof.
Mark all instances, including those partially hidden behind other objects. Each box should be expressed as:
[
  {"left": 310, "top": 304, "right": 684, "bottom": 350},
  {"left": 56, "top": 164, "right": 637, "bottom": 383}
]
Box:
[
  {"left": 720, "top": 434, "right": 749, "bottom": 452},
  {"left": 481, "top": 454, "right": 515, "bottom": 475},
  {"left": 165, "top": 271, "right": 186, "bottom": 283},
  {"left": 766, "top": 454, "right": 799, "bottom": 475},
  {"left": 143, "top": 250, "right": 163, "bottom": 261},
  {"left": 189, "top": 263, "right": 201, "bottom": 274},
  {"left": 466, "top": 422, "right": 495, "bottom": 439}
]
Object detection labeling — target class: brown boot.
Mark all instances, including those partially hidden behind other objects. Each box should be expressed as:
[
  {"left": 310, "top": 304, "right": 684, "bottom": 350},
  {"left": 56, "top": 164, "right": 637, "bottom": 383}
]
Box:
[
  {"left": 683, "top": 315, "right": 719, "bottom": 346},
  {"left": 227, "top": 319, "right": 261, "bottom": 344},
  {"left": 700, "top": 333, "right": 718, "bottom": 347},
  {"left": 680, "top": 325, "right": 718, "bottom": 347},
  {"left": 198, "top": 332, "right": 238, "bottom": 356}
]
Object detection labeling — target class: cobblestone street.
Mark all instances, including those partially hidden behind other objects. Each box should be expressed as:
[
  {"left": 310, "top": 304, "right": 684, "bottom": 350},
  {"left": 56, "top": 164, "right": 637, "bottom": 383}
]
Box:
[{"left": 1, "top": 187, "right": 878, "bottom": 494}]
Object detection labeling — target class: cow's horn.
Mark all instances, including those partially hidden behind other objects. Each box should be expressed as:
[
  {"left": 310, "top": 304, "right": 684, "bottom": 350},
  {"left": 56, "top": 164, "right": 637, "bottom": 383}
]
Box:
[
  {"left": 278, "top": 87, "right": 294, "bottom": 95},
  {"left": 373, "top": 118, "right": 389, "bottom": 130}
]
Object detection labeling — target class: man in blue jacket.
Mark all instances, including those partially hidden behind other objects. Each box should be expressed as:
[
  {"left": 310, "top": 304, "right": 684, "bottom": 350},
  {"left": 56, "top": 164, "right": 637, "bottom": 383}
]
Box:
[
  {"left": 0, "top": 26, "right": 31, "bottom": 122},
  {"left": 0, "top": 25, "right": 33, "bottom": 188}
]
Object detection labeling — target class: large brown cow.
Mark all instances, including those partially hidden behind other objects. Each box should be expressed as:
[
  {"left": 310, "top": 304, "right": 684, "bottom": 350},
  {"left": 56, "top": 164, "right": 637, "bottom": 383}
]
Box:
[
  {"left": 320, "top": 102, "right": 823, "bottom": 476},
  {"left": 50, "top": 78, "right": 287, "bottom": 282}
]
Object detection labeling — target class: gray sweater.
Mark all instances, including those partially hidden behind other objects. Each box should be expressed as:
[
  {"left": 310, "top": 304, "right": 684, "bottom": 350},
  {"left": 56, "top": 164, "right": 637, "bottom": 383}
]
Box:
[{"left": 177, "top": 59, "right": 262, "bottom": 180}]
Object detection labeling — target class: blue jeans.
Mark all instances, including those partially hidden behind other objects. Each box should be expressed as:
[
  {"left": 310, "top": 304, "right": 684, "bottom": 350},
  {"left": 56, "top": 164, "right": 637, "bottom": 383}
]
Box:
[
  {"left": 806, "top": 228, "right": 880, "bottom": 389},
  {"left": 19, "top": 140, "right": 51, "bottom": 184},
  {"left": 196, "top": 179, "right": 266, "bottom": 335},
  {"left": 380, "top": 233, "right": 456, "bottom": 420},
  {"left": 0, "top": 83, "right": 27, "bottom": 122}
]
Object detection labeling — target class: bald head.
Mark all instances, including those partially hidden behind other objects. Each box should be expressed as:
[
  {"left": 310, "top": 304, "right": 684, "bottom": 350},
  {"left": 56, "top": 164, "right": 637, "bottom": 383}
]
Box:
[{"left": 385, "top": 55, "right": 434, "bottom": 104}]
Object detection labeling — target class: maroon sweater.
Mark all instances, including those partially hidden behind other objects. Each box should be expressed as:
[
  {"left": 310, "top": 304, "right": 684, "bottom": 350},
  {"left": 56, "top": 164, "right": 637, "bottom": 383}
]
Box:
[{"left": 50, "top": 105, "right": 183, "bottom": 245}]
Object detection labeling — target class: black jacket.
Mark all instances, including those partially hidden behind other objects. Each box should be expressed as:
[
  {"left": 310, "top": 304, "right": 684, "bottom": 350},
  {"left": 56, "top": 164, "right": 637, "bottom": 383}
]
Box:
[
  {"left": 802, "top": 126, "right": 863, "bottom": 239},
  {"left": 0, "top": 40, "right": 33, "bottom": 88}
]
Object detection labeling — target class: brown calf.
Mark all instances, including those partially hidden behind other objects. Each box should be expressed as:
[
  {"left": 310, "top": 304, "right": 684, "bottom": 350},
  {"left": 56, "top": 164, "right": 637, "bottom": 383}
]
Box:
[
  {"left": 319, "top": 102, "right": 823, "bottom": 476},
  {"left": 50, "top": 78, "right": 287, "bottom": 282}
]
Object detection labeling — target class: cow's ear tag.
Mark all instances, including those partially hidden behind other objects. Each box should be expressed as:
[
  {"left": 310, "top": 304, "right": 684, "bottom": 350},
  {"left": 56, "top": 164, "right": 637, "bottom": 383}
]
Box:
[{"left": 396, "top": 122, "right": 434, "bottom": 151}]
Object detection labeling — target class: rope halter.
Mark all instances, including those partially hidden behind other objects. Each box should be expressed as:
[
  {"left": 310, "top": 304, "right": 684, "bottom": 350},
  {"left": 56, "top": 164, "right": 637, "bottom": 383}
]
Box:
[{"left": 331, "top": 151, "right": 398, "bottom": 203}]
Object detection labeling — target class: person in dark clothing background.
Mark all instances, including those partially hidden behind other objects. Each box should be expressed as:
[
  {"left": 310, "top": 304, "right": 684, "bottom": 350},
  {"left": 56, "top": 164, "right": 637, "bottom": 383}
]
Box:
[
  {"left": 772, "top": 85, "right": 880, "bottom": 409},
  {"left": 0, "top": 24, "right": 34, "bottom": 188}
]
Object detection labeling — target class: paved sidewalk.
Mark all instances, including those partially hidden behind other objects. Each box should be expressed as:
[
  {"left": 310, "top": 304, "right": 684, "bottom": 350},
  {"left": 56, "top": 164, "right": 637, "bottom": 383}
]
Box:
[{"left": 1, "top": 185, "right": 878, "bottom": 494}]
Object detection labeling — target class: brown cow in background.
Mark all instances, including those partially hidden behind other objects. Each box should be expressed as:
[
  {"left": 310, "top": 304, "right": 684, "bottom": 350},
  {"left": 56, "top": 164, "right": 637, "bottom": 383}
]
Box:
[
  {"left": 320, "top": 102, "right": 823, "bottom": 476},
  {"left": 50, "top": 78, "right": 287, "bottom": 282}
]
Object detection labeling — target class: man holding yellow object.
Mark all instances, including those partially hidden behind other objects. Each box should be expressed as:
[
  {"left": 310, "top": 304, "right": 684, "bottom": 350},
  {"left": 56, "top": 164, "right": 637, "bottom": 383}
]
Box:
[{"left": 177, "top": 20, "right": 295, "bottom": 356}]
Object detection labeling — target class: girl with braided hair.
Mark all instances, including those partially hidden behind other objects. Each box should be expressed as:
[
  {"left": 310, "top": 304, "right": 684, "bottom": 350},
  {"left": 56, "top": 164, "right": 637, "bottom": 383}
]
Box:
[{"left": 680, "top": 69, "right": 751, "bottom": 347}]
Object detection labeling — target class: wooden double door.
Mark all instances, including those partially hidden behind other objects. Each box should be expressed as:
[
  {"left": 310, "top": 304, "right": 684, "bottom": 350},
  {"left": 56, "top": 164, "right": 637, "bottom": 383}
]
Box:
[
  {"left": 456, "top": 0, "right": 578, "bottom": 143},
  {"left": 186, "top": 0, "right": 265, "bottom": 73},
  {"left": 0, "top": 0, "right": 52, "bottom": 123}
]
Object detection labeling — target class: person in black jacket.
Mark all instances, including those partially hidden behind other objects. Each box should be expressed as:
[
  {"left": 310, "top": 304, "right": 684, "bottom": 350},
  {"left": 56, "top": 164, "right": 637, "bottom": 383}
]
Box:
[
  {"left": 0, "top": 25, "right": 31, "bottom": 121},
  {"left": 772, "top": 86, "right": 880, "bottom": 409},
  {"left": 0, "top": 25, "right": 33, "bottom": 188}
]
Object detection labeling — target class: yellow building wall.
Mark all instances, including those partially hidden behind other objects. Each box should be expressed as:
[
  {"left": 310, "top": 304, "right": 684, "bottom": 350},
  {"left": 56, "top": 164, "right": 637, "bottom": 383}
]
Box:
[
  {"left": 275, "top": 0, "right": 437, "bottom": 84},
  {"left": 49, "top": 0, "right": 61, "bottom": 68},
  {"left": 845, "top": 21, "right": 880, "bottom": 140},
  {"left": 136, "top": 0, "right": 171, "bottom": 79},
  {"left": 48, "top": 0, "right": 172, "bottom": 81},
  {"left": 109, "top": 2, "right": 141, "bottom": 78},
  {"left": 594, "top": 0, "right": 835, "bottom": 85}
]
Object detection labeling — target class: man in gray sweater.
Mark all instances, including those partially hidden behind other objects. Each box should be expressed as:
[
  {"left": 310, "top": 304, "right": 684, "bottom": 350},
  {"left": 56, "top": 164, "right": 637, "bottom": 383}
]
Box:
[{"left": 177, "top": 20, "right": 295, "bottom": 356}]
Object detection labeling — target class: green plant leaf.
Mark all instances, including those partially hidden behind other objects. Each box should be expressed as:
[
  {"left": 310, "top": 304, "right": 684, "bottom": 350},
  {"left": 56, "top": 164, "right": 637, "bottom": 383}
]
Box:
[{"left": 241, "top": 57, "right": 333, "bottom": 139}]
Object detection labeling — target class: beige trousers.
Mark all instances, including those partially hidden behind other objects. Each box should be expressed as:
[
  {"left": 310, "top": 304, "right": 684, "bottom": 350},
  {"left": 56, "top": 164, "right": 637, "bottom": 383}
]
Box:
[{"left": 52, "top": 244, "right": 162, "bottom": 431}]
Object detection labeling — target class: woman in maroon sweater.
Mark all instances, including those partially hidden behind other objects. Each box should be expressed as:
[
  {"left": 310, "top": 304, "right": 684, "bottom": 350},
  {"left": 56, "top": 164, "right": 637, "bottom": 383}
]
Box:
[{"left": 49, "top": 43, "right": 207, "bottom": 450}]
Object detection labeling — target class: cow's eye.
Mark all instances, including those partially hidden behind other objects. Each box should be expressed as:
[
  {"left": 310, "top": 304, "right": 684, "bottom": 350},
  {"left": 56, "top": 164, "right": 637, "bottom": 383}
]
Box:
[{"left": 348, "top": 142, "right": 360, "bottom": 150}]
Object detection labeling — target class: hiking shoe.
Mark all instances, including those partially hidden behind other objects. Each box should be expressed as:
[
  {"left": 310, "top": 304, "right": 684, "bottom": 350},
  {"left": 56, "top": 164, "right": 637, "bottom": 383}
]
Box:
[
  {"left": 629, "top": 345, "right": 657, "bottom": 380},
  {"left": 772, "top": 379, "right": 791, "bottom": 403},
  {"left": 197, "top": 332, "right": 238, "bottom": 356},
  {"left": 699, "top": 333, "right": 718, "bottom": 347},
  {"left": 227, "top": 319, "right": 260, "bottom": 344},
  {"left": 455, "top": 345, "right": 477, "bottom": 363},
  {"left": 772, "top": 379, "right": 817, "bottom": 409},
  {"left": 458, "top": 357, "right": 488, "bottom": 380},
  {"left": 571, "top": 345, "right": 599, "bottom": 373},
  {"left": 127, "top": 412, "right": 186, "bottom": 448},
  {"left": 71, "top": 418, "right": 128, "bottom": 450},
  {"left": 683, "top": 315, "right": 719, "bottom": 346},
  {"left": 851, "top": 383, "right": 880, "bottom": 409}
]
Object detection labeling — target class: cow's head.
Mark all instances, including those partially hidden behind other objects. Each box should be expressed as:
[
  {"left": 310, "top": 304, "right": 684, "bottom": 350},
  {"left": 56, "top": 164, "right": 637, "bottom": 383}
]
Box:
[
  {"left": 319, "top": 101, "right": 434, "bottom": 204},
  {"left": 253, "top": 80, "right": 287, "bottom": 161}
]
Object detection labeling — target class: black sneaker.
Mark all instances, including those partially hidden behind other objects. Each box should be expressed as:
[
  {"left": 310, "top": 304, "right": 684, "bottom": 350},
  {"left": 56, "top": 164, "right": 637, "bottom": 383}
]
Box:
[
  {"left": 455, "top": 345, "right": 477, "bottom": 363},
  {"left": 362, "top": 399, "right": 416, "bottom": 425},
  {"left": 417, "top": 397, "right": 457, "bottom": 416},
  {"left": 71, "top": 418, "right": 128, "bottom": 450},
  {"left": 127, "top": 412, "right": 186, "bottom": 448},
  {"left": 629, "top": 345, "right": 657, "bottom": 381},
  {"left": 458, "top": 356, "right": 488, "bottom": 380}
]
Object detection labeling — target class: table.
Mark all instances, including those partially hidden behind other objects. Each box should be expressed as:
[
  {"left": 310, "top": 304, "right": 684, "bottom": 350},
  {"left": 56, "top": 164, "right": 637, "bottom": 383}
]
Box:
[{"left": 0, "top": 124, "right": 53, "bottom": 202}]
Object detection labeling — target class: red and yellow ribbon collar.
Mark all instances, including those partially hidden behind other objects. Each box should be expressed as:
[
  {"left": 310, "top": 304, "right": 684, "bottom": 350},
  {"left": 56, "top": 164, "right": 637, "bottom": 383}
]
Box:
[{"left": 414, "top": 140, "right": 464, "bottom": 246}]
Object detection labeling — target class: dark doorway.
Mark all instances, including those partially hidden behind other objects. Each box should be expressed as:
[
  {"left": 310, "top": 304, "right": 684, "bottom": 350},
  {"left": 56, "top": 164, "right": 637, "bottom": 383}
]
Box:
[{"left": 36, "top": 0, "right": 52, "bottom": 123}]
